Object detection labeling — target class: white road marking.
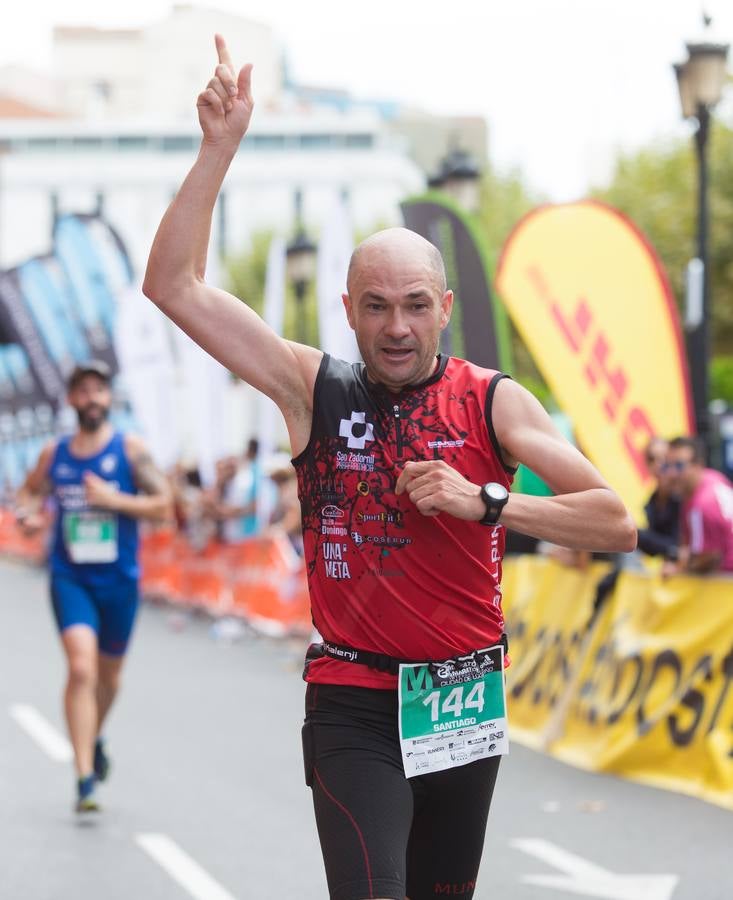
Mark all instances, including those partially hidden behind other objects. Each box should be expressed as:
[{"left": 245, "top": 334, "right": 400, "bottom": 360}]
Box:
[
  {"left": 511, "top": 838, "right": 679, "bottom": 900},
  {"left": 136, "top": 833, "right": 238, "bottom": 900},
  {"left": 9, "top": 703, "right": 73, "bottom": 763}
]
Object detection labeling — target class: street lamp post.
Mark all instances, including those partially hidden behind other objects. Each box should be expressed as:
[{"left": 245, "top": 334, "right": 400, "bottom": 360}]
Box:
[
  {"left": 428, "top": 146, "right": 482, "bottom": 214},
  {"left": 286, "top": 192, "right": 317, "bottom": 345},
  {"left": 425, "top": 145, "right": 482, "bottom": 358},
  {"left": 674, "top": 17, "right": 729, "bottom": 446}
]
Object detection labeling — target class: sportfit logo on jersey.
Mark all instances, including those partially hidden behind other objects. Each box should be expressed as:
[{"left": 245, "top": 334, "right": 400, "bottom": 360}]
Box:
[{"left": 339, "top": 411, "right": 374, "bottom": 450}]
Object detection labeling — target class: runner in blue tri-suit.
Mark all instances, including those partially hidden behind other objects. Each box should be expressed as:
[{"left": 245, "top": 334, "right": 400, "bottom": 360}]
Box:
[{"left": 16, "top": 361, "right": 170, "bottom": 812}]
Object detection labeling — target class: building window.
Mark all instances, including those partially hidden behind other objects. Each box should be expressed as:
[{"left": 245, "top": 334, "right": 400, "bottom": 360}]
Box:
[
  {"left": 72, "top": 136, "right": 102, "bottom": 150},
  {"left": 345, "top": 134, "right": 373, "bottom": 148},
  {"left": 117, "top": 136, "right": 148, "bottom": 151},
  {"left": 300, "top": 134, "right": 332, "bottom": 149},
  {"left": 161, "top": 135, "right": 197, "bottom": 152}
]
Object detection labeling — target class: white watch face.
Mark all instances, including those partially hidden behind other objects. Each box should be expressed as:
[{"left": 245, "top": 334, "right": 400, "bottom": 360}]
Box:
[{"left": 486, "top": 483, "right": 508, "bottom": 501}]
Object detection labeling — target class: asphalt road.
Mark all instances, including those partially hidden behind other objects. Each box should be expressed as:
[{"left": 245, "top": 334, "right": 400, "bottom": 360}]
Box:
[{"left": 1, "top": 559, "right": 731, "bottom": 900}]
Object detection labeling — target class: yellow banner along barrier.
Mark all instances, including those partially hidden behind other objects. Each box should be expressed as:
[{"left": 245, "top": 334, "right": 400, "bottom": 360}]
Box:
[
  {"left": 502, "top": 555, "right": 611, "bottom": 749},
  {"left": 502, "top": 556, "right": 733, "bottom": 811}
]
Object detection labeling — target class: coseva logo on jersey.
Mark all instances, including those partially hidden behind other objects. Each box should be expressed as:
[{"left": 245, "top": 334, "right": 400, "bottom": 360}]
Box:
[
  {"left": 351, "top": 531, "right": 412, "bottom": 547},
  {"left": 339, "top": 411, "right": 374, "bottom": 450}
]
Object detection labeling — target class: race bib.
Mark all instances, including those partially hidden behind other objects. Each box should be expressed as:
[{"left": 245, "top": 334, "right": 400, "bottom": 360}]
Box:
[
  {"left": 398, "top": 646, "right": 508, "bottom": 778},
  {"left": 64, "top": 511, "right": 119, "bottom": 564}
]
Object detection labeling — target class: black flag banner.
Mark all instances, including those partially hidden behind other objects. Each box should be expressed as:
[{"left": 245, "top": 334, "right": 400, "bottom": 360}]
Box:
[{"left": 400, "top": 194, "right": 511, "bottom": 372}]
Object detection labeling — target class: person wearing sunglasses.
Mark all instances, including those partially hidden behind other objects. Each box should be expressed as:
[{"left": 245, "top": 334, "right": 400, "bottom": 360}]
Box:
[{"left": 663, "top": 436, "right": 733, "bottom": 575}]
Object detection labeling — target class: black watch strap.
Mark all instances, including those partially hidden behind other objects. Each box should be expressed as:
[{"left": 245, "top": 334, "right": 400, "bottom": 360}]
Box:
[{"left": 479, "top": 483, "right": 508, "bottom": 525}]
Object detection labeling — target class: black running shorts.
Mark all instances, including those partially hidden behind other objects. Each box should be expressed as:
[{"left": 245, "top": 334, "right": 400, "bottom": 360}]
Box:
[{"left": 302, "top": 683, "right": 501, "bottom": 900}]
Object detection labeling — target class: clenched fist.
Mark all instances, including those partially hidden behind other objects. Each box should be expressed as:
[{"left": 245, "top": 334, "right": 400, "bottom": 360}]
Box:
[
  {"left": 395, "top": 460, "right": 485, "bottom": 521},
  {"left": 83, "top": 471, "right": 122, "bottom": 511}
]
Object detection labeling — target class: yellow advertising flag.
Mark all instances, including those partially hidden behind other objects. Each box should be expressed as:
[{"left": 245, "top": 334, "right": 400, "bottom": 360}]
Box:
[{"left": 496, "top": 201, "right": 694, "bottom": 520}]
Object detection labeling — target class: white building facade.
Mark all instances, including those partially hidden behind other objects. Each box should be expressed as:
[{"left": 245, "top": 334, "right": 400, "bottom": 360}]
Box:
[{"left": 0, "top": 112, "right": 424, "bottom": 273}]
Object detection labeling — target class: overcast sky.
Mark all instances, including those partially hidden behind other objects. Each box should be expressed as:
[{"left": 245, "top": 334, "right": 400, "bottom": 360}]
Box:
[{"left": 3, "top": 1, "right": 732, "bottom": 199}]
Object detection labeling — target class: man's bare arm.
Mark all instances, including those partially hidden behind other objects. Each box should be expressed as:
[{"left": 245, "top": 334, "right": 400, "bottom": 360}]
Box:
[
  {"left": 492, "top": 379, "right": 636, "bottom": 551},
  {"left": 396, "top": 379, "right": 636, "bottom": 553},
  {"left": 142, "top": 35, "right": 320, "bottom": 455},
  {"left": 686, "top": 551, "right": 723, "bottom": 574},
  {"left": 15, "top": 441, "right": 55, "bottom": 517},
  {"left": 83, "top": 436, "right": 171, "bottom": 522}
]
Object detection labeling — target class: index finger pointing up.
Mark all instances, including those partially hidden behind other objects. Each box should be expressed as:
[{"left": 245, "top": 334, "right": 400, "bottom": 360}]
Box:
[{"left": 215, "top": 33, "right": 235, "bottom": 74}]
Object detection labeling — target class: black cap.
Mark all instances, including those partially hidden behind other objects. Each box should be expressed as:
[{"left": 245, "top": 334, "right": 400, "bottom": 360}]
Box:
[{"left": 67, "top": 360, "right": 112, "bottom": 390}]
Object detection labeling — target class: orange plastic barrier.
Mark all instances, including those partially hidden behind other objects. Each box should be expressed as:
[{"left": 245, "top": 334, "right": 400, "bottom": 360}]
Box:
[
  {"left": 138, "top": 528, "right": 184, "bottom": 602},
  {"left": 0, "top": 507, "right": 48, "bottom": 564},
  {"left": 139, "top": 529, "right": 312, "bottom": 636},
  {"left": 226, "top": 537, "right": 311, "bottom": 635},
  {"left": 177, "top": 539, "right": 232, "bottom": 613},
  {"left": 0, "top": 509, "right": 312, "bottom": 636}
]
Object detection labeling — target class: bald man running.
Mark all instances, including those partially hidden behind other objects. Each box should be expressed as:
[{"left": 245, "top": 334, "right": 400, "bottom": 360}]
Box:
[{"left": 143, "top": 35, "right": 636, "bottom": 900}]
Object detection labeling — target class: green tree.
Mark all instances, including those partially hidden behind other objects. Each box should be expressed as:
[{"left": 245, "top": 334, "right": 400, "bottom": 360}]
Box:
[
  {"left": 225, "top": 229, "right": 271, "bottom": 318},
  {"left": 476, "top": 166, "right": 557, "bottom": 404},
  {"left": 225, "top": 229, "right": 320, "bottom": 346},
  {"left": 593, "top": 121, "right": 733, "bottom": 356},
  {"left": 477, "top": 166, "right": 539, "bottom": 272}
]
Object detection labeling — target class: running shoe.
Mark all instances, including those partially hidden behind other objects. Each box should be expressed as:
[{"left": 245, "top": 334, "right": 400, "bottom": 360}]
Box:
[
  {"left": 76, "top": 774, "right": 100, "bottom": 813},
  {"left": 94, "top": 737, "right": 111, "bottom": 782}
]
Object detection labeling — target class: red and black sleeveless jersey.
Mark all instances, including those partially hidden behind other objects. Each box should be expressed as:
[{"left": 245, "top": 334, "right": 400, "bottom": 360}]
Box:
[{"left": 293, "top": 354, "right": 515, "bottom": 689}]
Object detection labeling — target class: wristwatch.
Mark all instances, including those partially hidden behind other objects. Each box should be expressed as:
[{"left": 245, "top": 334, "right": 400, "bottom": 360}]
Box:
[{"left": 479, "top": 482, "right": 509, "bottom": 525}]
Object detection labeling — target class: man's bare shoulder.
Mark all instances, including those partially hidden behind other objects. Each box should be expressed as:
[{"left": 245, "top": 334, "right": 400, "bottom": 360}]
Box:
[
  {"left": 123, "top": 433, "right": 147, "bottom": 456},
  {"left": 279, "top": 342, "right": 325, "bottom": 411}
]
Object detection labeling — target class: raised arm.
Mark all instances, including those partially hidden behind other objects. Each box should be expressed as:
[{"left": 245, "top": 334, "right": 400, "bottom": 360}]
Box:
[{"left": 142, "top": 35, "right": 321, "bottom": 455}]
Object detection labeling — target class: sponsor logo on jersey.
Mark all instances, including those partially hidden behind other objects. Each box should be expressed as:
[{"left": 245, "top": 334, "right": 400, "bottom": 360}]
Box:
[
  {"left": 351, "top": 531, "right": 412, "bottom": 548},
  {"left": 366, "top": 565, "right": 405, "bottom": 578},
  {"left": 427, "top": 439, "right": 465, "bottom": 450},
  {"left": 336, "top": 450, "right": 375, "bottom": 472},
  {"left": 317, "top": 477, "right": 346, "bottom": 504},
  {"left": 357, "top": 510, "right": 403, "bottom": 525},
  {"left": 321, "top": 505, "right": 344, "bottom": 518},
  {"left": 100, "top": 454, "right": 117, "bottom": 475},
  {"left": 321, "top": 524, "right": 347, "bottom": 536},
  {"left": 356, "top": 480, "right": 370, "bottom": 496},
  {"left": 322, "top": 541, "right": 351, "bottom": 579},
  {"left": 339, "top": 411, "right": 375, "bottom": 450}
]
